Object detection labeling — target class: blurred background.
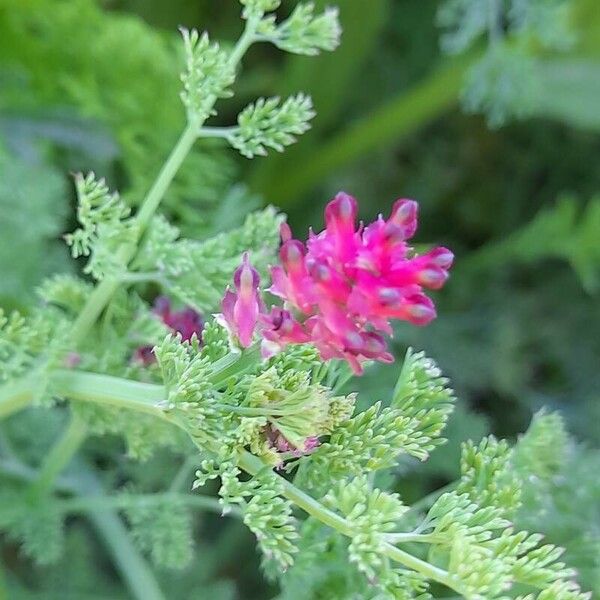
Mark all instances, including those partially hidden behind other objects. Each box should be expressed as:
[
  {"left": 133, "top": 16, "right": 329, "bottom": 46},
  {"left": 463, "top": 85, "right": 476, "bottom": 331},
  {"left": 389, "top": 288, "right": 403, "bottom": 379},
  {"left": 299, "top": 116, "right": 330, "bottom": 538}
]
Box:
[{"left": 0, "top": 0, "right": 598, "bottom": 598}]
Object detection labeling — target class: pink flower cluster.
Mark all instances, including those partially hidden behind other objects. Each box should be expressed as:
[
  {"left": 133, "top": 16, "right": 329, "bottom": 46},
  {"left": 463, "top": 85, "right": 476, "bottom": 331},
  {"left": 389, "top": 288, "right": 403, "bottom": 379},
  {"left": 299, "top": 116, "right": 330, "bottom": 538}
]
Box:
[
  {"left": 134, "top": 297, "right": 203, "bottom": 365},
  {"left": 218, "top": 192, "right": 453, "bottom": 374},
  {"left": 153, "top": 296, "right": 204, "bottom": 342}
]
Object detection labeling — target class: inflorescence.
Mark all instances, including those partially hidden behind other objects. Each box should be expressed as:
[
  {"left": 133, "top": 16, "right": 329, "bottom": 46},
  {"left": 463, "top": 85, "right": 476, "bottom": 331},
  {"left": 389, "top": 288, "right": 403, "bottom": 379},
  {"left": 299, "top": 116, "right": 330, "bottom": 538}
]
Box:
[{"left": 218, "top": 192, "right": 453, "bottom": 373}]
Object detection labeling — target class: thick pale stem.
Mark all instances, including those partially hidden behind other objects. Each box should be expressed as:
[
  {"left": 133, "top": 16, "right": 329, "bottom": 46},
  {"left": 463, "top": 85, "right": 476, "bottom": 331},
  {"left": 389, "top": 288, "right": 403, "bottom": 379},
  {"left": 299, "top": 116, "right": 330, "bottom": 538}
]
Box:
[
  {"left": 198, "top": 126, "right": 238, "bottom": 139},
  {"left": 52, "top": 370, "right": 167, "bottom": 419},
  {"left": 0, "top": 379, "right": 36, "bottom": 420}
]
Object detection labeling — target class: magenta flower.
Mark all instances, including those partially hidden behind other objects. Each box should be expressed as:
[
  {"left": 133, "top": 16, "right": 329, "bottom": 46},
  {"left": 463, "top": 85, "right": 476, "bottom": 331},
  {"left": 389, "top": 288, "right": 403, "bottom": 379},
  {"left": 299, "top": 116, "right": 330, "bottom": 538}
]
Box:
[
  {"left": 217, "top": 252, "right": 262, "bottom": 348},
  {"left": 154, "top": 296, "right": 204, "bottom": 342},
  {"left": 264, "top": 192, "right": 453, "bottom": 374},
  {"left": 134, "top": 297, "right": 204, "bottom": 365},
  {"left": 217, "top": 193, "right": 452, "bottom": 373},
  {"left": 260, "top": 306, "right": 311, "bottom": 354}
]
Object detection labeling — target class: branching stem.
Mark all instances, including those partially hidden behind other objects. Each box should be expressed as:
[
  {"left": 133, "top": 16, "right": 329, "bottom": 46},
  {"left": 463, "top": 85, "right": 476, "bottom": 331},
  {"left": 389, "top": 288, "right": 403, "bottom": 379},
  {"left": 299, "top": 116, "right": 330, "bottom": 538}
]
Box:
[
  {"left": 44, "top": 368, "right": 467, "bottom": 596},
  {"left": 69, "top": 17, "right": 259, "bottom": 348},
  {"left": 0, "top": 367, "right": 466, "bottom": 594},
  {"left": 69, "top": 123, "right": 198, "bottom": 345},
  {"left": 198, "top": 126, "right": 238, "bottom": 139},
  {"left": 228, "top": 17, "right": 259, "bottom": 67},
  {"left": 239, "top": 450, "right": 466, "bottom": 594},
  {"left": 0, "top": 13, "right": 467, "bottom": 594},
  {"left": 400, "top": 481, "right": 456, "bottom": 520},
  {"left": 384, "top": 532, "right": 446, "bottom": 544}
]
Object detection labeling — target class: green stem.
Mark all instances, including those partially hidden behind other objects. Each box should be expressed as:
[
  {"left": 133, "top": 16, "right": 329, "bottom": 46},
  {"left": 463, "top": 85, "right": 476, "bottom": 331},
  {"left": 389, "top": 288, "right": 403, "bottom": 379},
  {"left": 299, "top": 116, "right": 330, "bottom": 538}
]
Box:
[
  {"left": 213, "top": 404, "right": 304, "bottom": 417},
  {"left": 59, "top": 492, "right": 238, "bottom": 517},
  {"left": 0, "top": 379, "right": 35, "bottom": 420},
  {"left": 237, "top": 451, "right": 351, "bottom": 533},
  {"left": 134, "top": 123, "right": 199, "bottom": 234},
  {"left": 198, "top": 126, "right": 237, "bottom": 139},
  {"left": 384, "top": 532, "right": 446, "bottom": 544},
  {"left": 51, "top": 350, "right": 261, "bottom": 418},
  {"left": 52, "top": 370, "right": 167, "bottom": 418},
  {"left": 381, "top": 542, "right": 465, "bottom": 594},
  {"left": 403, "top": 482, "right": 456, "bottom": 520},
  {"left": 87, "top": 505, "right": 165, "bottom": 600},
  {"left": 29, "top": 412, "right": 87, "bottom": 498},
  {"left": 228, "top": 18, "right": 259, "bottom": 67},
  {"left": 237, "top": 451, "right": 466, "bottom": 595},
  {"left": 74, "top": 505, "right": 168, "bottom": 600},
  {"left": 70, "top": 277, "right": 122, "bottom": 346},
  {"left": 70, "top": 123, "right": 198, "bottom": 346},
  {"left": 208, "top": 344, "right": 262, "bottom": 386}
]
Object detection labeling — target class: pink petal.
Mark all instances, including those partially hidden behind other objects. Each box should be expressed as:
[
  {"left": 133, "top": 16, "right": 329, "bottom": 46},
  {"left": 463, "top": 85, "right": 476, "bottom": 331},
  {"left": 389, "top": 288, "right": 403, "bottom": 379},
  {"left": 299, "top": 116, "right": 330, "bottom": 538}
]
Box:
[
  {"left": 324, "top": 192, "right": 359, "bottom": 262},
  {"left": 389, "top": 199, "right": 418, "bottom": 240},
  {"left": 427, "top": 246, "right": 454, "bottom": 269},
  {"left": 221, "top": 288, "right": 237, "bottom": 326},
  {"left": 234, "top": 252, "right": 260, "bottom": 295},
  {"left": 404, "top": 294, "right": 436, "bottom": 326},
  {"left": 280, "top": 221, "right": 293, "bottom": 243}
]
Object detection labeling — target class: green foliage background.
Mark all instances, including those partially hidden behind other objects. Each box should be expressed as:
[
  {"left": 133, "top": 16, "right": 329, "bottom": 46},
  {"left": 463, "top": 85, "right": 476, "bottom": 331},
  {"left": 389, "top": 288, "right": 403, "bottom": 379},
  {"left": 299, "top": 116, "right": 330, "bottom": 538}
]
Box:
[{"left": 0, "top": 0, "right": 598, "bottom": 598}]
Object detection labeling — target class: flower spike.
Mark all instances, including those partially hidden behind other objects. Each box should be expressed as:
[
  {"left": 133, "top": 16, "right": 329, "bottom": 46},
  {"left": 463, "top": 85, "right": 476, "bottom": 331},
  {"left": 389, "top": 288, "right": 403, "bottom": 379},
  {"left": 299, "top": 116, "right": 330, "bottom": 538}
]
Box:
[
  {"left": 260, "top": 192, "right": 453, "bottom": 372},
  {"left": 217, "top": 193, "right": 451, "bottom": 371}
]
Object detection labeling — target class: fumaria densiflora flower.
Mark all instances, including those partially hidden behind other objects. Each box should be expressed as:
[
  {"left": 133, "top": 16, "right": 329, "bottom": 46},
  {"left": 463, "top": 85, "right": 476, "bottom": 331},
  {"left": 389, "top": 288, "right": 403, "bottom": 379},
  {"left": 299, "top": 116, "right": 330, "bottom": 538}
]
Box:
[{"left": 218, "top": 192, "right": 453, "bottom": 374}]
